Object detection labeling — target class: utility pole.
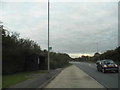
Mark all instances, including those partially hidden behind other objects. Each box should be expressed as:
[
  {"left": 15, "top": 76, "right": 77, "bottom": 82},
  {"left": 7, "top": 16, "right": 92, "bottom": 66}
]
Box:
[
  {"left": 97, "top": 42, "right": 98, "bottom": 53},
  {"left": 0, "top": 25, "right": 3, "bottom": 30},
  {"left": 0, "top": 22, "right": 2, "bottom": 90},
  {"left": 48, "top": 0, "right": 50, "bottom": 73},
  {"left": 0, "top": 21, "right": 3, "bottom": 32}
]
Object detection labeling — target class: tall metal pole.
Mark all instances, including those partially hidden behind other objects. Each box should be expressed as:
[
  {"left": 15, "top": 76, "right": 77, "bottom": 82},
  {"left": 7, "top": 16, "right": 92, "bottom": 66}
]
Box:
[
  {"left": 0, "top": 22, "right": 3, "bottom": 90},
  {"left": 48, "top": 0, "right": 50, "bottom": 73},
  {"left": 97, "top": 42, "right": 98, "bottom": 53}
]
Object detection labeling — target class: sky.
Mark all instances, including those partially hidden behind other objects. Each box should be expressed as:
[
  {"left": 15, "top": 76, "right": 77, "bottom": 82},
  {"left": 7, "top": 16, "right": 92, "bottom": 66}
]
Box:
[{"left": 0, "top": 0, "right": 119, "bottom": 58}]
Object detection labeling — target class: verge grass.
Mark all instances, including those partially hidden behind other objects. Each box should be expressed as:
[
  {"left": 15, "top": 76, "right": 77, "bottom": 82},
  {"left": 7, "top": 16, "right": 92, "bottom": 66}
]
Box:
[
  {"left": 63, "top": 63, "right": 72, "bottom": 69},
  {"left": 2, "top": 71, "right": 47, "bottom": 88}
]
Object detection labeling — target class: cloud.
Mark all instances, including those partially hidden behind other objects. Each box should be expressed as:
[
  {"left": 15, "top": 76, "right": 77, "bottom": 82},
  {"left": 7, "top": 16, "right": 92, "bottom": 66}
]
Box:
[
  {"left": 1, "top": 2, "right": 48, "bottom": 49},
  {"left": 0, "top": 2, "right": 118, "bottom": 57},
  {"left": 69, "top": 53, "right": 94, "bottom": 58},
  {"left": 3, "top": 0, "right": 119, "bottom": 2},
  {"left": 50, "top": 2, "right": 118, "bottom": 54}
]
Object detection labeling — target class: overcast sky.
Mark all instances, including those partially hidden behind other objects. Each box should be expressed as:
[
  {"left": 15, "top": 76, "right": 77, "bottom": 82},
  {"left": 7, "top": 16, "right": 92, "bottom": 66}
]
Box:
[{"left": 0, "top": 0, "right": 118, "bottom": 58}]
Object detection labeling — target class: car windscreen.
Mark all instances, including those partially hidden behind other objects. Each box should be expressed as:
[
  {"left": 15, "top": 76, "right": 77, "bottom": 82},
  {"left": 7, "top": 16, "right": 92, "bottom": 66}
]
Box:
[{"left": 104, "top": 60, "right": 115, "bottom": 64}]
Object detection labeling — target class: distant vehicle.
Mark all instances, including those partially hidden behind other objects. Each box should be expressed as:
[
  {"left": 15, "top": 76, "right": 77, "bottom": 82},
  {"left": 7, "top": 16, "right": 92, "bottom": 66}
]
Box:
[{"left": 96, "top": 59, "right": 119, "bottom": 73}]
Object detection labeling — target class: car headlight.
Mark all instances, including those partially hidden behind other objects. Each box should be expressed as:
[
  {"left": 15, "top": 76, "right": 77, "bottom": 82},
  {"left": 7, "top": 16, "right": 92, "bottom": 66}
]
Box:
[
  {"left": 115, "top": 64, "right": 118, "bottom": 67},
  {"left": 103, "top": 65, "right": 107, "bottom": 67}
]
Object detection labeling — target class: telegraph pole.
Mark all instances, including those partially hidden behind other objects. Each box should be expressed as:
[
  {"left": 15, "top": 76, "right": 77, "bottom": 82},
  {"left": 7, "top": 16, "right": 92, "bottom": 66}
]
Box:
[
  {"left": 0, "top": 22, "right": 2, "bottom": 90},
  {"left": 48, "top": 0, "right": 50, "bottom": 73},
  {"left": 0, "top": 21, "right": 3, "bottom": 31},
  {"left": 97, "top": 42, "right": 98, "bottom": 53}
]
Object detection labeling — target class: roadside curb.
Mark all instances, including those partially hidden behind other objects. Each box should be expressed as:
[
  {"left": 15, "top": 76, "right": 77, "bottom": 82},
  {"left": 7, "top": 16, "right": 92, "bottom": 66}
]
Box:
[
  {"left": 75, "top": 64, "right": 107, "bottom": 89},
  {"left": 38, "top": 68, "right": 63, "bottom": 89}
]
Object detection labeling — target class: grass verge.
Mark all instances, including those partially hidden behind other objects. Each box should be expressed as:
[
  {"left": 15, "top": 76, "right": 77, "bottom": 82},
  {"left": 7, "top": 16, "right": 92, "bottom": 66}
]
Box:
[
  {"left": 2, "top": 71, "right": 47, "bottom": 88},
  {"left": 79, "top": 60, "right": 96, "bottom": 63},
  {"left": 63, "top": 63, "right": 72, "bottom": 69}
]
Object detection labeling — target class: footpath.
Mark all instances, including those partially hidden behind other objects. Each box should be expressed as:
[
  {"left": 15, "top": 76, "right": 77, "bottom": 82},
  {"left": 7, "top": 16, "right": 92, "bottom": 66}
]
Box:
[
  {"left": 44, "top": 65, "right": 105, "bottom": 88},
  {"left": 3, "top": 65, "right": 106, "bottom": 89}
]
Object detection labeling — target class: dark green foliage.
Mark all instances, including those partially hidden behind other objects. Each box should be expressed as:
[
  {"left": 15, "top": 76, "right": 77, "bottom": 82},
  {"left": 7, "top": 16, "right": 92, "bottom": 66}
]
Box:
[
  {"left": 2, "top": 29, "right": 71, "bottom": 74},
  {"left": 2, "top": 29, "right": 42, "bottom": 74},
  {"left": 74, "top": 47, "right": 120, "bottom": 63},
  {"left": 98, "top": 47, "right": 120, "bottom": 62},
  {"left": 49, "top": 52, "right": 71, "bottom": 69}
]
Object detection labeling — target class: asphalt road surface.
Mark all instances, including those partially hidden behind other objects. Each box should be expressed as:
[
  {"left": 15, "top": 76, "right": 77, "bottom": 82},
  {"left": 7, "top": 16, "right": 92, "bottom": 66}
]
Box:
[{"left": 71, "top": 61, "right": 119, "bottom": 88}]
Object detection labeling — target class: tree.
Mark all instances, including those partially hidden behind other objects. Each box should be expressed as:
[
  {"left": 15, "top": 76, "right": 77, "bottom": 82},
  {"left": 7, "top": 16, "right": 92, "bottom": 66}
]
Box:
[{"left": 2, "top": 29, "right": 42, "bottom": 74}]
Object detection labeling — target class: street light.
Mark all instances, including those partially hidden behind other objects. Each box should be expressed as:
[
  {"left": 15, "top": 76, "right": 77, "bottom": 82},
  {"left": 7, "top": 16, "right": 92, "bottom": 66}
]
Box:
[
  {"left": 96, "top": 42, "right": 98, "bottom": 53},
  {"left": 48, "top": 0, "right": 50, "bottom": 73}
]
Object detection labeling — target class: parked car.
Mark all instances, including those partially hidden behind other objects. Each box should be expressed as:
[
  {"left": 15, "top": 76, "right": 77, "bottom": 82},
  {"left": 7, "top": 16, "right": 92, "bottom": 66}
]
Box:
[{"left": 96, "top": 59, "right": 119, "bottom": 73}]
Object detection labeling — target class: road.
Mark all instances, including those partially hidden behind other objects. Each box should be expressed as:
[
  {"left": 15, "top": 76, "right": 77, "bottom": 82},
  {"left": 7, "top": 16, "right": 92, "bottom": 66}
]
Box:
[{"left": 71, "top": 61, "right": 118, "bottom": 88}]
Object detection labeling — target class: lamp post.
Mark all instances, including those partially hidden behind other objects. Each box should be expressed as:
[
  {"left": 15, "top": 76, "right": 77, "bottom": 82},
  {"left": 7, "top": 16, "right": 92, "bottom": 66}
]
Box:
[
  {"left": 0, "top": 21, "right": 3, "bottom": 29},
  {"left": 48, "top": 0, "right": 50, "bottom": 73},
  {"left": 96, "top": 42, "right": 98, "bottom": 53}
]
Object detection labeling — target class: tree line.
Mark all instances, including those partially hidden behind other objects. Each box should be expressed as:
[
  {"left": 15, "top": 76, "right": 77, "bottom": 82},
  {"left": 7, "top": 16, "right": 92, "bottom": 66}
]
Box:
[
  {"left": 1, "top": 27, "right": 72, "bottom": 74},
  {"left": 97, "top": 47, "right": 120, "bottom": 62},
  {"left": 74, "top": 47, "right": 120, "bottom": 63}
]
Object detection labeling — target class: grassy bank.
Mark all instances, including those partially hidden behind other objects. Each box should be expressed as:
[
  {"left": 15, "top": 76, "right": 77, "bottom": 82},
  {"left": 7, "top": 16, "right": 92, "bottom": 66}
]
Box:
[
  {"left": 2, "top": 63, "right": 72, "bottom": 88},
  {"left": 79, "top": 60, "right": 96, "bottom": 63},
  {"left": 63, "top": 63, "right": 72, "bottom": 69},
  {"left": 2, "top": 71, "right": 47, "bottom": 88}
]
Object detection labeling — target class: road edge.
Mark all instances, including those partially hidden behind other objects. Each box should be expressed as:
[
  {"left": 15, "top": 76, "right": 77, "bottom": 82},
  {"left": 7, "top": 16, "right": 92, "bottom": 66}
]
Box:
[
  {"left": 38, "top": 68, "right": 63, "bottom": 88},
  {"left": 74, "top": 65, "right": 106, "bottom": 89},
  {"left": 39, "top": 64, "right": 72, "bottom": 88}
]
